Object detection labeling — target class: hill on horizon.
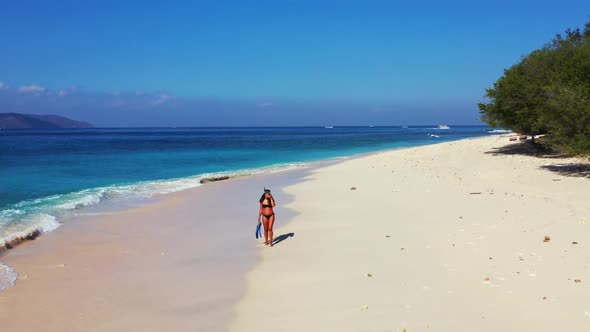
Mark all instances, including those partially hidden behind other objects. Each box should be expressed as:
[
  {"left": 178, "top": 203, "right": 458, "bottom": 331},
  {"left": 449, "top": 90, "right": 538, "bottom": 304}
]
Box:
[{"left": 0, "top": 113, "right": 94, "bottom": 129}]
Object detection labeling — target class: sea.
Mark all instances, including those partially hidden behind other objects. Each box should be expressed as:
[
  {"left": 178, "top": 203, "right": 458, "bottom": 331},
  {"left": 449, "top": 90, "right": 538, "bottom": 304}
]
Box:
[{"left": 0, "top": 125, "right": 507, "bottom": 290}]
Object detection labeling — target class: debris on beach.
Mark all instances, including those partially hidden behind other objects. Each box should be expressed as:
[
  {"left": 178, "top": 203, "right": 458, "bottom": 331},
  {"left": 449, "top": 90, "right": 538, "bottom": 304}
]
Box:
[
  {"left": 572, "top": 241, "right": 579, "bottom": 245},
  {"left": 366, "top": 273, "right": 373, "bottom": 277},
  {"left": 542, "top": 296, "right": 547, "bottom": 300},
  {"left": 359, "top": 304, "right": 369, "bottom": 311},
  {"left": 469, "top": 192, "right": 482, "bottom": 195},
  {"left": 483, "top": 277, "right": 491, "bottom": 282},
  {"left": 574, "top": 279, "right": 582, "bottom": 283},
  {"left": 199, "top": 175, "right": 230, "bottom": 184},
  {"left": 386, "top": 235, "right": 391, "bottom": 238},
  {"left": 400, "top": 247, "right": 406, "bottom": 250},
  {"left": 56, "top": 264, "right": 66, "bottom": 268},
  {"left": 350, "top": 187, "right": 357, "bottom": 190},
  {"left": 543, "top": 236, "right": 551, "bottom": 243}
]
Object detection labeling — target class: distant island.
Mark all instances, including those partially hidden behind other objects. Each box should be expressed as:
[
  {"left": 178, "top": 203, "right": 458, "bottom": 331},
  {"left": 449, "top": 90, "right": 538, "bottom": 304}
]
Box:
[{"left": 0, "top": 113, "right": 94, "bottom": 129}]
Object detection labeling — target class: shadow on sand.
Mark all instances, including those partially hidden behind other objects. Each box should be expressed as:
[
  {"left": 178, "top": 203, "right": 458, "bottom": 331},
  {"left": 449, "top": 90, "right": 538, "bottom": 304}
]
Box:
[
  {"left": 272, "top": 233, "right": 294, "bottom": 246},
  {"left": 486, "top": 141, "right": 590, "bottom": 179},
  {"left": 485, "top": 141, "right": 568, "bottom": 159},
  {"left": 540, "top": 164, "right": 590, "bottom": 178}
]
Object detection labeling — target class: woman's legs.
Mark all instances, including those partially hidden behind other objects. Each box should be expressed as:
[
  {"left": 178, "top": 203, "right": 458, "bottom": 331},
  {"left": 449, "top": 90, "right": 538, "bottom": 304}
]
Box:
[
  {"left": 262, "top": 215, "right": 270, "bottom": 245},
  {"left": 268, "top": 214, "right": 275, "bottom": 247}
]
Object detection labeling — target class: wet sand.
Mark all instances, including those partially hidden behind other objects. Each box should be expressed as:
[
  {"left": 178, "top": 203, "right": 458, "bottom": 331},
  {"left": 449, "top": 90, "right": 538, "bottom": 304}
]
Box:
[{"left": 0, "top": 170, "right": 303, "bottom": 332}]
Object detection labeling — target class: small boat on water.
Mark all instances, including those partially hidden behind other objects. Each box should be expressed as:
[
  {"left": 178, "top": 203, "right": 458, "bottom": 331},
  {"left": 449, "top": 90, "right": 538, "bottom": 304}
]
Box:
[
  {"left": 437, "top": 125, "right": 450, "bottom": 129},
  {"left": 324, "top": 126, "right": 334, "bottom": 129}
]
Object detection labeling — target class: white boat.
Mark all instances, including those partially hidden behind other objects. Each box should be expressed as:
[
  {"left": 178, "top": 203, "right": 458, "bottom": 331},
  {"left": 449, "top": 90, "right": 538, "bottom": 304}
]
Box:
[
  {"left": 324, "top": 126, "right": 334, "bottom": 129},
  {"left": 437, "top": 125, "right": 450, "bottom": 129}
]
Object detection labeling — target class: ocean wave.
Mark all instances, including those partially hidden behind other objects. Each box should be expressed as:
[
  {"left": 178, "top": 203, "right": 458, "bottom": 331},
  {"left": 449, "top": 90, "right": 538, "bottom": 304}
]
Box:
[
  {"left": 488, "top": 129, "right": 512, "bottom": 133},
  {"left": 0, "top": 263, "right": 17, "bottom": 292},
  {"left": 0, "top": 162, "right": 306, "bottom": 251},
  {"left": 0, "top": 213, "right": 60, "bottom": 249}
]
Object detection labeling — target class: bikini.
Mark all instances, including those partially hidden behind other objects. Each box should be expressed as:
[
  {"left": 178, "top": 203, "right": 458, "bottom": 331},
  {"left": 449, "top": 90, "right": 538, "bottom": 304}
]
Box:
[{"left": 261, "top": 200, "right": 274, "bottom": 218}]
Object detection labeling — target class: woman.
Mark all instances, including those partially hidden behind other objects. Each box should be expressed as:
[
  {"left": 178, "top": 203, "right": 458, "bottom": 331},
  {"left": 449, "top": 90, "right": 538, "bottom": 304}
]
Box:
[{"left": 258, "top": 189, "right": 276, "bottom": 246}]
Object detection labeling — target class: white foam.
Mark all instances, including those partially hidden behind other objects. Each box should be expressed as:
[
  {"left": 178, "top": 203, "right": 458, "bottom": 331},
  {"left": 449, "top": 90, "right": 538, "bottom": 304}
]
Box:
[
  {"left": 0, "top": 213, "right": 60, "bottom": 248},
  {"left": 488, "top": 129, "right": 512, "bottom": 133},
  {"left": 0, "top": 263, "right": 18, "bottom": 292},
  {"left": 54, "top": 192, "right": 104, "bottom": 210}
]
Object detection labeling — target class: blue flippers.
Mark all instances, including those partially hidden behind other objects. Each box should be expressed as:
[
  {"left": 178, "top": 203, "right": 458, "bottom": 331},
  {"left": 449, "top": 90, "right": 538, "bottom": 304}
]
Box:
[{"left": 256, "top": 223, "right": 262, "bottom": 239}]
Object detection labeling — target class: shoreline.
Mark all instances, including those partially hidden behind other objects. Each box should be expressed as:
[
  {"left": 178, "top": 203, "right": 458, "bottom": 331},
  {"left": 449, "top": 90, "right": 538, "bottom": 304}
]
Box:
[
  {"left": 0, "top": 136, "right": 483, "bottom": 330},
  {"left": 2, "top": 134, "right": 587, "bottom": 331},
  {"left": 0, "top": 167, "right": 311, "bottom": 331},
  {"left": 0, "top": 134, "right": 471, "bottom": 259}
]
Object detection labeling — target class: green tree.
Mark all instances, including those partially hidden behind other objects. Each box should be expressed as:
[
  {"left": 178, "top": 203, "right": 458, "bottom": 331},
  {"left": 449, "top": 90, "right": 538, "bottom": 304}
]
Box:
[{"left": 479, "top": 22, "right": 590, "bottom": 155}]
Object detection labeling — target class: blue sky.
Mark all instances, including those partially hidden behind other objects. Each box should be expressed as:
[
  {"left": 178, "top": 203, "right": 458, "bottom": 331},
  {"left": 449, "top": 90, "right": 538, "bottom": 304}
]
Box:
[{"left": 0, "top": 1, "right": 588, "bottom": 126}]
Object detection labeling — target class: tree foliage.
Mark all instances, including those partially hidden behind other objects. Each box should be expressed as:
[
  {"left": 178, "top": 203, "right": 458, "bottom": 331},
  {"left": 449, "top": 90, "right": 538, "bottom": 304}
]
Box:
[{"left": 479, "top": 22, "right": 590, "bottom": 155}]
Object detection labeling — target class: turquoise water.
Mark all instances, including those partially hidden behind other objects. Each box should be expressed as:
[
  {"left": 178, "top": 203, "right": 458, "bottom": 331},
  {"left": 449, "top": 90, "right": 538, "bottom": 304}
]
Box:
[{"left": 0, "top": 125, "right": 500, "bottom": 289}]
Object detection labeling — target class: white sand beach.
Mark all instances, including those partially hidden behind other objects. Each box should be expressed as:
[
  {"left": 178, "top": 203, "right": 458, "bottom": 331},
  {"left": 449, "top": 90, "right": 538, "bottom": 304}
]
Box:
[
  {"left": 1, "top": 135, "right": 589, "bottom": 331},
  {"left": 231, "top": 135, "right": 590, "bottom": 331}
]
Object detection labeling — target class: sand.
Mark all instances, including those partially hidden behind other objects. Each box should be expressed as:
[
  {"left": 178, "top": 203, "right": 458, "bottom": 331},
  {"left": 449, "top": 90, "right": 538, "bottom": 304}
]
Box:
[
  {"left": 1, "top": 135, "right": 589, "bottom": 332},
  {"left": 231, "top": 135, "right": 590, "bottom": 331}
]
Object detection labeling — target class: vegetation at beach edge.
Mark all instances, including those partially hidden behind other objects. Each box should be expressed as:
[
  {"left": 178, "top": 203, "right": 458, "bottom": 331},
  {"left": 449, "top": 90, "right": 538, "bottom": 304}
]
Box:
[{"left": 479, "top": 21, "right": 590, "bottom": 156}]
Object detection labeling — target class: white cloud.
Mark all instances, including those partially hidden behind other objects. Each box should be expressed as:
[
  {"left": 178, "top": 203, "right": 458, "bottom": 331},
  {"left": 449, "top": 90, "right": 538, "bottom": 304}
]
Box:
[
  {"left": 18, "top": 85, "right": 46, "bottom": 93},
  {"left": 152, "top": 94, "right": 171, "bottom": 105},
  {"left": 258, "top": 101, "right": 274, "bottom": 107}
]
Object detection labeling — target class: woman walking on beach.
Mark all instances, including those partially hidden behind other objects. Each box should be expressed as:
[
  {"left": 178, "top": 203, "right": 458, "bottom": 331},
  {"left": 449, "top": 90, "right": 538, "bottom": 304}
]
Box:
[{"left": 258, "top": 189, "right": 276, "bottom": 246}]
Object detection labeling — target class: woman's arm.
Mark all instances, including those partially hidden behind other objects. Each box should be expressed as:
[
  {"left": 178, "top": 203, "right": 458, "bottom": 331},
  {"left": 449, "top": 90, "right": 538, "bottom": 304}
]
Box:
[{"left": 271, "top": 195, "right": 276, "bottom": 207}]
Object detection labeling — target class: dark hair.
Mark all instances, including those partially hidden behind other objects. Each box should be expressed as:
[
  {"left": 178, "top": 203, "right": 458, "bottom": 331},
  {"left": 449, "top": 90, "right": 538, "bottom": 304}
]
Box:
[{"left": 259, "top": 192, "right": 272, "bottom": 203}]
